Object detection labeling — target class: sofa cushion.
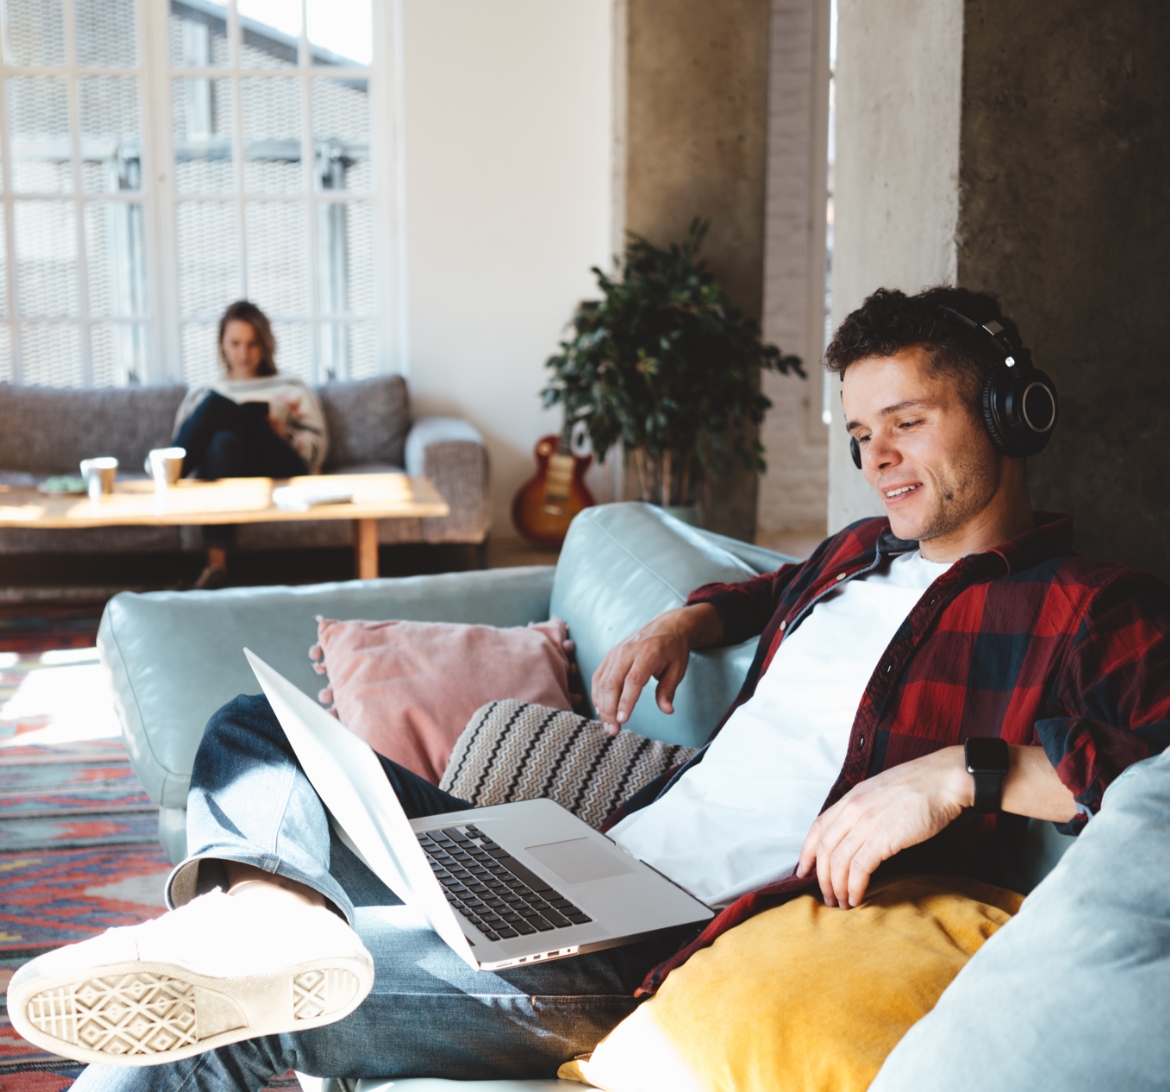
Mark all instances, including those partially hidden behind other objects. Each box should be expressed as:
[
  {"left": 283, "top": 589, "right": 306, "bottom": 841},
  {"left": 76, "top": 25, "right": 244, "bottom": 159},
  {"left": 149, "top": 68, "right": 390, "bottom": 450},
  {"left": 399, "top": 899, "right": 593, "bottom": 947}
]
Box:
[
  {"left": 870, "top": 751, "right": 1170, "bottom": 1092},
  {"left": 0, "top": 383, "right": 186, "bottom": 474},
  {"left": 312, "top": 618, "right": 573, "bottom": 783},
  {"left": 317, "top": 375, "right": 410, "bottom": 470},
  {"left": 440, "top": 700, "right": 696, "bottom": 829},
  {"left": 560, "top": 875, "right": 1022, "bottom": 1092},
  {"left": 550, "top": 504, "right": 781, "bottom": 748}
]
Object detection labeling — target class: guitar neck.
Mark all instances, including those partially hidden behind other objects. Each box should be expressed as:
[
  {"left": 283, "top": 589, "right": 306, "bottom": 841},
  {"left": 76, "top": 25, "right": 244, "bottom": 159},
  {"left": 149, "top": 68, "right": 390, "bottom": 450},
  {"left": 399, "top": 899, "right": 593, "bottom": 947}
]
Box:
[{"left": 556, "top": 422, "right": 574, "bottom": 457}]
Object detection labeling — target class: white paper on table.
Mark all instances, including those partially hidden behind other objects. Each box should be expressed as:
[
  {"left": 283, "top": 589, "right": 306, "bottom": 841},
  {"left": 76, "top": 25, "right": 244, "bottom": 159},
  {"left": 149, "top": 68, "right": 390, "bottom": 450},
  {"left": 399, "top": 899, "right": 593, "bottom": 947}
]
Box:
[
  {"left": 271, "top": 485, "right": 353, "bottom": 511},
  {"left": 243, "top": 649, "right": 478, "bottom": 969}
]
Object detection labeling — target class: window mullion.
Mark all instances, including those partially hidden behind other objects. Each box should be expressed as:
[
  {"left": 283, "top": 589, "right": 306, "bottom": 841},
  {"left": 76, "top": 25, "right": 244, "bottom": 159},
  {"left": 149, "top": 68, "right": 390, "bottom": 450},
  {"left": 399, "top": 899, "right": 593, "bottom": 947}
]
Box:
[
  {"left": 61, "top": 0, "right": 93, "bottom": 386},
  {"left": 141, "top": 0, "right": 181, "bottom": 384},
  {"left": 372, "top": 0, "right": 405, "bottom": 376},
  {"left": 0, "top": 56, "right": 21, "bottom": 383},
  {"left": 229, "top": 0, "right": 246, "bottom": 302},
  {"left": 300, "top": 0, "right": 319, "bottom": 382}
]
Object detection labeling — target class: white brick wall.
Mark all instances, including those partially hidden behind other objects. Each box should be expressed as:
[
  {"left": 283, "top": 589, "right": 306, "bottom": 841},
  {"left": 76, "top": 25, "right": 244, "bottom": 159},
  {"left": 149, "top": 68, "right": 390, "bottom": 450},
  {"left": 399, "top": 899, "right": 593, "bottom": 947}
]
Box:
[{"left": 757, "top": 0, "right": 831, "bottom": 536}]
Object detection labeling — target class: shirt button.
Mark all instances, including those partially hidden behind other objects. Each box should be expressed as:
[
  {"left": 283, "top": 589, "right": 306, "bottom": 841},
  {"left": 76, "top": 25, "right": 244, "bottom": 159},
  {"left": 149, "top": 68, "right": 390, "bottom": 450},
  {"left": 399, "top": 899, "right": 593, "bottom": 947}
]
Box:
[
  {"left": 779, "top": 620, "right": 787, "bottom": 631},
  {"left": 836, "top": 573, "right": 847, "bottom": 581},
  {"left": 858, "top": 735, "right": 865, "bottom": 749}
]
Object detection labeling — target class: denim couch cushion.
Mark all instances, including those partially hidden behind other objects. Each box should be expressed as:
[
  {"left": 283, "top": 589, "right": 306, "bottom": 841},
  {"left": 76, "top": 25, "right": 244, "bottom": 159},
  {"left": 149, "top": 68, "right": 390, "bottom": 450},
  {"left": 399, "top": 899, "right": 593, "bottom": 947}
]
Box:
[
  {"left": 871, "top": 751, "right": 1170, "bottom": 1092},
  {"left": 550, "top": 504, "right": 785, "bottom": 749}
]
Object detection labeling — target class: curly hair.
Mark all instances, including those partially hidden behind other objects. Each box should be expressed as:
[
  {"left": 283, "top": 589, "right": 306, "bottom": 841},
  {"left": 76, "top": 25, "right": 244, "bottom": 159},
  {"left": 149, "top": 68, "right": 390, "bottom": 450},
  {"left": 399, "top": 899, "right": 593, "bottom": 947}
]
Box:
[
  {"left": 218, "top": 300, "right": 278, "bottom": 377},
  {"left": 824, "top": 286, "right": 1024, "bottom": 410}
]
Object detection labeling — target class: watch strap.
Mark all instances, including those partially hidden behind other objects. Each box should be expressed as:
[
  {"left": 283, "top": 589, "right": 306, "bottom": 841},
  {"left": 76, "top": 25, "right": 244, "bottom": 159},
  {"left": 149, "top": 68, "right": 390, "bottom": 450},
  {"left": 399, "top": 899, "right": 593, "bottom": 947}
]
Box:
[
  {"left": 965, "top": 737, "right": 1009, "bottom": 814},
  {"left": 971, "top": 770, "right": 1005, "bottom": 813}
]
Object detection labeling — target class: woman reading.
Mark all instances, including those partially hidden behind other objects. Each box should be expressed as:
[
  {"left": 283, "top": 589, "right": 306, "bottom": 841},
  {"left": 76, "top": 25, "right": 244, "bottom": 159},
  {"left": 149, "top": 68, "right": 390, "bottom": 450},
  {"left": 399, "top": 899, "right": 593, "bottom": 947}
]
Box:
[{"left": 172, "top": 301, "right": 328, "bottom": 588}]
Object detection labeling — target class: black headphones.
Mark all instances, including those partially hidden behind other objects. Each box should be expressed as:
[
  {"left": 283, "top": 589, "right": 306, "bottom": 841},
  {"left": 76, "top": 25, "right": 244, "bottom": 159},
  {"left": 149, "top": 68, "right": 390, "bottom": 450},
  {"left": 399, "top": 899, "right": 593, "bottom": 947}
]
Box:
[{"left": 849, "top": 306, "right": 1058, "bottom": 469}]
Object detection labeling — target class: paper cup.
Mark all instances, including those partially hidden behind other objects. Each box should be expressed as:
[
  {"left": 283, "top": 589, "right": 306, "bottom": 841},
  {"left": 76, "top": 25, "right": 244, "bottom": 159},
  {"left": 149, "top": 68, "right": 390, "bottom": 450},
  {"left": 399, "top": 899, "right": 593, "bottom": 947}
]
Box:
[
  {"left": 147, "top": 446, "right": 186, "bottom": 490},
  {"left": 79, "top": 456, "right": 118, "bottom": 501}
]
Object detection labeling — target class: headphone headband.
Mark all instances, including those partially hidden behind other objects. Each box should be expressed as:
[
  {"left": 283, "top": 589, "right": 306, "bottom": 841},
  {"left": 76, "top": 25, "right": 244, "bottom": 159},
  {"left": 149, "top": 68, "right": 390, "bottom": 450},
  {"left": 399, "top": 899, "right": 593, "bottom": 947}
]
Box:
[{"left": 937, "top": 306, "right": 1031, "bottom": 370}]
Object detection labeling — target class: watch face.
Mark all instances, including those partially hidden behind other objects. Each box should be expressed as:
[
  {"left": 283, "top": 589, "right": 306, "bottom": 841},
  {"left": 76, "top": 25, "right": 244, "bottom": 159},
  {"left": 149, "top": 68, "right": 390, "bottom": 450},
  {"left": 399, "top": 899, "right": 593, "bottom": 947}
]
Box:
[{"left": 965, "top": 737, "right": 1009, "bottom": 773}]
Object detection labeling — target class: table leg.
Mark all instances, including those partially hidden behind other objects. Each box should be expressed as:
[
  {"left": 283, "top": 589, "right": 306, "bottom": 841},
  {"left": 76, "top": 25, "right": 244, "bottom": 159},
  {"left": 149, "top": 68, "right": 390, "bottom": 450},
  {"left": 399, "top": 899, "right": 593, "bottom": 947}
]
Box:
[{"left": 353, "top": 518, "right": 379, "bottom": 579}]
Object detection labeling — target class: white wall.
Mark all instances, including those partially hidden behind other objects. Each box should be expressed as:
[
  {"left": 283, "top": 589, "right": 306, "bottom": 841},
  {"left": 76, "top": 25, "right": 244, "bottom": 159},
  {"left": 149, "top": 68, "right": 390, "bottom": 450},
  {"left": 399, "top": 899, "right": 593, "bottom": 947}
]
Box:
[
  {"left": 827, "top": 0, "right": 963, "bottom": 531},
  {"left": 398, "top": 0, "right": 614, "bottom": 536}
]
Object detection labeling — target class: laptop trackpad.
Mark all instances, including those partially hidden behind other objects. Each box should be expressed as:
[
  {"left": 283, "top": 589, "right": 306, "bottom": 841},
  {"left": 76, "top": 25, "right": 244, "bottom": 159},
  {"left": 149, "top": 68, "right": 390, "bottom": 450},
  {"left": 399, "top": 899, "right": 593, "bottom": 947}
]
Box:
[{"left": 525, "top": 838, "right": 637, "bottom": 884}]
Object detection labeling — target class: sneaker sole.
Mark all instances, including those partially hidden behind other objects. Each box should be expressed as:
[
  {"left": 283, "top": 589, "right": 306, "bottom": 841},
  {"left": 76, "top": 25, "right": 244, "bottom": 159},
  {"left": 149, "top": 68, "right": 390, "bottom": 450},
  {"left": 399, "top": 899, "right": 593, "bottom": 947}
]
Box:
[{"left": 10, "top": 955, "right": 373, "bottom": 1067}]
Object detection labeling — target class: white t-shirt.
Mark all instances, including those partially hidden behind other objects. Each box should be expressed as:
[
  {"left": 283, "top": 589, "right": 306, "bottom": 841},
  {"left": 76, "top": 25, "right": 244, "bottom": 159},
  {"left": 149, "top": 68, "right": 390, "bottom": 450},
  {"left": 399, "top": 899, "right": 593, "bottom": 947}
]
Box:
[{"left": 609, "top": 550, "right": 952, "bottom": 906}]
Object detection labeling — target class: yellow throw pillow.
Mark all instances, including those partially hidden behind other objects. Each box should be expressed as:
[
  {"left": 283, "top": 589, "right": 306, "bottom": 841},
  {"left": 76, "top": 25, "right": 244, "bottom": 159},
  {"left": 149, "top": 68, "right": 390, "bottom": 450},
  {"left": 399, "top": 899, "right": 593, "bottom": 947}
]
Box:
[{"left": 559, "top": 875, "right": 1023, "bottom": 1092}]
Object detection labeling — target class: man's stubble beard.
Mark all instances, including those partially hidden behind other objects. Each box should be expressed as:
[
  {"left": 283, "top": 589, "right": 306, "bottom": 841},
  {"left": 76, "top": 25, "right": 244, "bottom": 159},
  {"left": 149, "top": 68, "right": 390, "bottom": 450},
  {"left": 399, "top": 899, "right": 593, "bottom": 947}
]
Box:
[{"left": 910, "top": 449, "right": 1001, "bottom": 545}]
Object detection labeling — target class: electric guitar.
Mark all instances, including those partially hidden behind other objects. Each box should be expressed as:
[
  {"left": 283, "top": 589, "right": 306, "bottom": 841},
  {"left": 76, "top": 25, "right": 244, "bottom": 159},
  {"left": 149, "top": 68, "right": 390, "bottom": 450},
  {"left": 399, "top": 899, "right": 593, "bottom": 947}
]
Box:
[{"left": 511, "top": 425, "right": 596, "bottom": 547}]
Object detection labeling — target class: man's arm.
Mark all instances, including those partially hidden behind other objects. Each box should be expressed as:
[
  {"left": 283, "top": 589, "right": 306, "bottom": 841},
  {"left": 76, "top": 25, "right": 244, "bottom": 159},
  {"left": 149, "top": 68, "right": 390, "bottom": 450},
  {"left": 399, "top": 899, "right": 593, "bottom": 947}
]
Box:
[
  {"left": 591, "top": 603, "right": 724, "bottom": 735},
  {"left": 796, "top": 744, "right": 1078, "bottom": 910}
]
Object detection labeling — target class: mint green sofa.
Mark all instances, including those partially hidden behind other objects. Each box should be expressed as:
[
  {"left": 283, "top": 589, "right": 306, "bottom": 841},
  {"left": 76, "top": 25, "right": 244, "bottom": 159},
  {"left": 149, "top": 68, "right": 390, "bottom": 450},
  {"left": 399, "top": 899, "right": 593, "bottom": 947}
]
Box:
[{"left": 97, "top": 502, "right": 1079, "bottom": 1091}]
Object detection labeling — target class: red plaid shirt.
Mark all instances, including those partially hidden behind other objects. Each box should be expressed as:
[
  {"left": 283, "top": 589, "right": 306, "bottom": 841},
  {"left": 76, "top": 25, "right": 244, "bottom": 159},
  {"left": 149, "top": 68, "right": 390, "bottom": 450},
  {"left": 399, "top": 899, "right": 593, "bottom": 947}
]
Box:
[{"left": 633, "top": 512, "right": 1170, "bottom": 995}]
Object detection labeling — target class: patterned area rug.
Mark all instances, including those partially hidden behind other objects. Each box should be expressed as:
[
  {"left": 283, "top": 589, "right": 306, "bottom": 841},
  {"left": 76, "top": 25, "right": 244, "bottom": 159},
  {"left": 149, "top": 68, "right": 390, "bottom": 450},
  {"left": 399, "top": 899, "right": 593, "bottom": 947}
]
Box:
[
  {"left": 0, "top": 604, "right": 106, "bottom": 655},
  {"left": 0, "top": 648, "right": 302, "bottom": 1091}
]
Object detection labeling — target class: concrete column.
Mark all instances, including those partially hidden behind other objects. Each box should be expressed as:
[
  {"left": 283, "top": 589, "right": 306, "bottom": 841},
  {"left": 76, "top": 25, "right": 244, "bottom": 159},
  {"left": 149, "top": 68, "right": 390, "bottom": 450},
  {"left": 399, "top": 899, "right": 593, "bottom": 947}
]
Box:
[
  {"left": 827, "top": 0, "right": 1169, "bottom": 580},
  {"left": 827, "top": 0, "right": 964, "bottom": 530},
  {"left": 620, "top": 0, "right": 771, "bottom": 540},
  {"left": 756, "top": 0, "right": 832, "bottom": 542},
  {"left": 957, "top": 0, "right": 1170, "bottom": 580}
]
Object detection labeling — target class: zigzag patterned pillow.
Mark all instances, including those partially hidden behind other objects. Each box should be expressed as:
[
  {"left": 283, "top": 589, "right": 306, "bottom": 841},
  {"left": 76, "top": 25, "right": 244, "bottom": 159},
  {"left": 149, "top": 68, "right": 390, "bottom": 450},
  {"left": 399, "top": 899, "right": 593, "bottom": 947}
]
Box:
[{"left": 439, "top": 700, "right": 697, "bottom": 830}]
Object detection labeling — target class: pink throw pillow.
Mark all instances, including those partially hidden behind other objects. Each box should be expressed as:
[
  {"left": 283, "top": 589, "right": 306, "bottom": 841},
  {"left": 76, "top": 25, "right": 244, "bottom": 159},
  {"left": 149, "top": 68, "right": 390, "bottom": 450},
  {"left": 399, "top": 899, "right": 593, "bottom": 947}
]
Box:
[{"left": 310, "top": 617, "right": 574, "bottom": 784}]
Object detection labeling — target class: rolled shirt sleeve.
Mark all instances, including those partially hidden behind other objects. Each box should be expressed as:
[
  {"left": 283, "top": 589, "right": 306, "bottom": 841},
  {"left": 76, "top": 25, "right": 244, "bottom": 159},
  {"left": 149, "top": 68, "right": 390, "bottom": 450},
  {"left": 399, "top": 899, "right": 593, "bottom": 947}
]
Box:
[{"left": 1035, "top": 571, "right": 1170, "bottom": 830}]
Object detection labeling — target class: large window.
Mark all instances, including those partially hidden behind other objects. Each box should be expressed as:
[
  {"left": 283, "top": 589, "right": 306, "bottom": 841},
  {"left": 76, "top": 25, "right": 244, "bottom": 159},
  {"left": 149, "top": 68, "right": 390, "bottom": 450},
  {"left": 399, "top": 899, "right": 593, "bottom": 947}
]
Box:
[{"left": 0, "top": 0, "right": 387, "bottom": 388}]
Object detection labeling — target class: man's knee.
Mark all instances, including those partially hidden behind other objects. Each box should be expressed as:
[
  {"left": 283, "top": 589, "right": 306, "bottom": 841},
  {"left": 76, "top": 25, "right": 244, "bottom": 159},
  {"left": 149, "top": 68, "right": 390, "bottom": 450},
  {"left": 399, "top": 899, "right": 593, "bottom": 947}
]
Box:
[{"left": 199, "top": 693, "right": 286, "bottom": 754}]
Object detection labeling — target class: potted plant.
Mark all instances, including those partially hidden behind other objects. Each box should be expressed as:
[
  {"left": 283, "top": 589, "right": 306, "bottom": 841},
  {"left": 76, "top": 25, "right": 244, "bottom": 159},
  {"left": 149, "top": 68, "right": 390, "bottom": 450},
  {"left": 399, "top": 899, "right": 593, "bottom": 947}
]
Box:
[{"left": 542, "top": 219, "right": 803, "bottom": 521}]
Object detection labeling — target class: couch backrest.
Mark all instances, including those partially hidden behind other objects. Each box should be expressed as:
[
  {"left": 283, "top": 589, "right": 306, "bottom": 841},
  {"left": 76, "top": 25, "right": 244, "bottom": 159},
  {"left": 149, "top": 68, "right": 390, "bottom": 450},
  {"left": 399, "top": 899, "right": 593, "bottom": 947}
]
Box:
[
  {"left": 317, "top": 375, "right": 410, "bottom": 470},
  {"left": 0, "top": 383, "right": 187, "bottom": 474},
  {"left": 550, "top": 503, "right": 794, "bottom": 749},
  {"left": 0, "top": 375, "right": 411, "bottom": 476}
]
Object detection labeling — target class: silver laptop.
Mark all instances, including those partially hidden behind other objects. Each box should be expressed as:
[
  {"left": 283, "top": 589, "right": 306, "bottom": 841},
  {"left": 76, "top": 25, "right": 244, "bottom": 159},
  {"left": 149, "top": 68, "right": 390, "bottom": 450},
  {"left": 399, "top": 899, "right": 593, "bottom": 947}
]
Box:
[{"left": 245, "top": 650, "right": 713, "bottom": 971}]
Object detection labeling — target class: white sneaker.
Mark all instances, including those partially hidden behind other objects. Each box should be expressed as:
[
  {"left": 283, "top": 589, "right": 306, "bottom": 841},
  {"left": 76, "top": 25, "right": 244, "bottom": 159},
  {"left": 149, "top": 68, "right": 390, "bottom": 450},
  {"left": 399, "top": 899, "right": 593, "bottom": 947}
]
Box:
[{"left": 8, "top": 888, "right": 374, "bottom": 1067}]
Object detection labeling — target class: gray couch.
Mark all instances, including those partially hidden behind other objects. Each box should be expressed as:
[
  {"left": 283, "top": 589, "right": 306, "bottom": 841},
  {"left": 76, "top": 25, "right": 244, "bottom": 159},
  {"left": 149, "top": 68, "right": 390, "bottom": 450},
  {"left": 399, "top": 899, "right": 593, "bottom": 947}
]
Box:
[
  {"left": 99, "top": 503, "right": 1118, "bottom": 1092},
  {"left": 0, "top": 377, "right": 490, "bottom": 555}
]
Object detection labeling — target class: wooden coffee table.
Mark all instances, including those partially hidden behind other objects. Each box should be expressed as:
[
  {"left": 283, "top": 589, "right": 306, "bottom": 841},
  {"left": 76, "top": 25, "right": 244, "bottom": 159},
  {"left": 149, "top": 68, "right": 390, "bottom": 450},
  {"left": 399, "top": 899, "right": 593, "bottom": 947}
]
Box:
[{"left": 0, "top": 473, "right": 449, "bottom": 580}]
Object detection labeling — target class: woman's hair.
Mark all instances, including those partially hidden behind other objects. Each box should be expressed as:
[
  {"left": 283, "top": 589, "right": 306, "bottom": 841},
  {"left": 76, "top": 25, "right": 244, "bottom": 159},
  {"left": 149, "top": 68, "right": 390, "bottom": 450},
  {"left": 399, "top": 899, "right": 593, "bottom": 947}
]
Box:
[{"left": 218, "top": 300, "right": 277, "bottom": 377}]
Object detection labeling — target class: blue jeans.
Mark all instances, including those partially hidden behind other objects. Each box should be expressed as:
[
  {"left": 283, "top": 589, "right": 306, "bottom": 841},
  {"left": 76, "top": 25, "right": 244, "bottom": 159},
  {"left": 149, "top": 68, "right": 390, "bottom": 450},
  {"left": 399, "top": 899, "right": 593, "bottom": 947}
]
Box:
[
  {"left": 74, "top": 695, "right": 696, "bottom": 1091},
  {"left": 172, "top": 392, "right": 310, "bottom": 550},
  {"left": 173, "top": 392, "right": 309, "bottom": 482}
]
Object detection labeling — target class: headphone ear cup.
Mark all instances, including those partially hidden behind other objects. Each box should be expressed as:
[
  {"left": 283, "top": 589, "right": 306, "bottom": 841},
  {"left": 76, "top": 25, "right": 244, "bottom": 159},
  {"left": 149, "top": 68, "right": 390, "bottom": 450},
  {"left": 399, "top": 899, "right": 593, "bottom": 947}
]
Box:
[
  {"left": 850, "top": 435, "right": 862, "bottom": 469},
  {"left": 982, "top": 367, "right": 1058, "bottom": 457},
  {"left": 981, "top": 372, "right": 1013, "bottom": 455}
]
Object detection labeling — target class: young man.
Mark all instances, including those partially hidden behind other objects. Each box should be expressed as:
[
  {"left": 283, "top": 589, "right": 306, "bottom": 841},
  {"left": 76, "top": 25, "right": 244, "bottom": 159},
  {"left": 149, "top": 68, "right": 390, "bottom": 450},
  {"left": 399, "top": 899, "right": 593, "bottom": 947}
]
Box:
[{"left": 14, "top": 287, "right": 1170, "bottom": 1089}]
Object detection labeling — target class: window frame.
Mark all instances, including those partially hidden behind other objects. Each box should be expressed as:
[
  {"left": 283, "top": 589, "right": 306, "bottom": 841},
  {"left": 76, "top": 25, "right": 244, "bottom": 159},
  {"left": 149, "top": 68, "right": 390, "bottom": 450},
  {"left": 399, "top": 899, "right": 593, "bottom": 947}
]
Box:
[{"left": 0, "top": 0, "right": 402, "bottom": 387}]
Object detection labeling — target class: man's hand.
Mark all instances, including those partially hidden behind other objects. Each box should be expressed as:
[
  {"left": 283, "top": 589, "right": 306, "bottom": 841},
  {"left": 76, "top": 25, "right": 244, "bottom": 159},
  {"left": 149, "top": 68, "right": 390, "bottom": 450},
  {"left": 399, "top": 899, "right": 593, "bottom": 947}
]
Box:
[
  {"left": 795, "top": 743, "right": 1079, "bottom": 909},
  {"left": 591, "top": 603, "right": 723, "bottom": 736},
  {"left": 268, "top": 415, "right": 289, "bottom": 440},
  {"left": 796, "top": 746, "right": 970, "bottom": 909}
]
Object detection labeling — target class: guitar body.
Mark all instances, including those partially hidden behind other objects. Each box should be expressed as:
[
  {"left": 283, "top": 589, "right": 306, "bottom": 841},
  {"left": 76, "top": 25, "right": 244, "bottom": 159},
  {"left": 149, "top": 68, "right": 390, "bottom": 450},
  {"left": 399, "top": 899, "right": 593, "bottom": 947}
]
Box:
[{"left": 511, "top": 434, "right": 596, "bottom": 547}]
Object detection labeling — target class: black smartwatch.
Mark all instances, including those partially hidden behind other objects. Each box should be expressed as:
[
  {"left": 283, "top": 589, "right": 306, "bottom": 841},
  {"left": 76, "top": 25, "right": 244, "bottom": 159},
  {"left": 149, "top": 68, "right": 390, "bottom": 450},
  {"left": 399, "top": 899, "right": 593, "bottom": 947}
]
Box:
[{"left": 964, "top": 738, "right": 1009, "bottom": 813}]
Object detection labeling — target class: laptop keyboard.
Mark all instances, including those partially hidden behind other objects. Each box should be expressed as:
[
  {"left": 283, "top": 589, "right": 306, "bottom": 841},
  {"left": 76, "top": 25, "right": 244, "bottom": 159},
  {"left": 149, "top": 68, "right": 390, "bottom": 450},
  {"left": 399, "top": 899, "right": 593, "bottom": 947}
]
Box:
[{"left": 417, "top": 825, "right": 593, "bottom": 942}]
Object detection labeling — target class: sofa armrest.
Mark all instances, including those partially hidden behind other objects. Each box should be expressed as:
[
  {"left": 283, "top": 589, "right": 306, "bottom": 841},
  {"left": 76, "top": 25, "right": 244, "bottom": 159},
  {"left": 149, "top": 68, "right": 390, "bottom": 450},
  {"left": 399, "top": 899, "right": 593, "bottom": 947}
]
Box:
[
  {"left": 405, "top": 417, "right": 491, "bottom": 544},
  {"left": 99, "top": 567, "right": 556, "bottom": 810},
  {"left": 404, "top": 416, "right": 485, "bottom": 473}
]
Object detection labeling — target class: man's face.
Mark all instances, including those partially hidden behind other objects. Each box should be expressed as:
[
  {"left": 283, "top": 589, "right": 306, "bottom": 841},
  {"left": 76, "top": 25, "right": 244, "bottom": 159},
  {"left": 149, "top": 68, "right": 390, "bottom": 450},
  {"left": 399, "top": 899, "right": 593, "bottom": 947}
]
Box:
[{"left": 841, "top": 347, "right": 1003, "bottom": 544}]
